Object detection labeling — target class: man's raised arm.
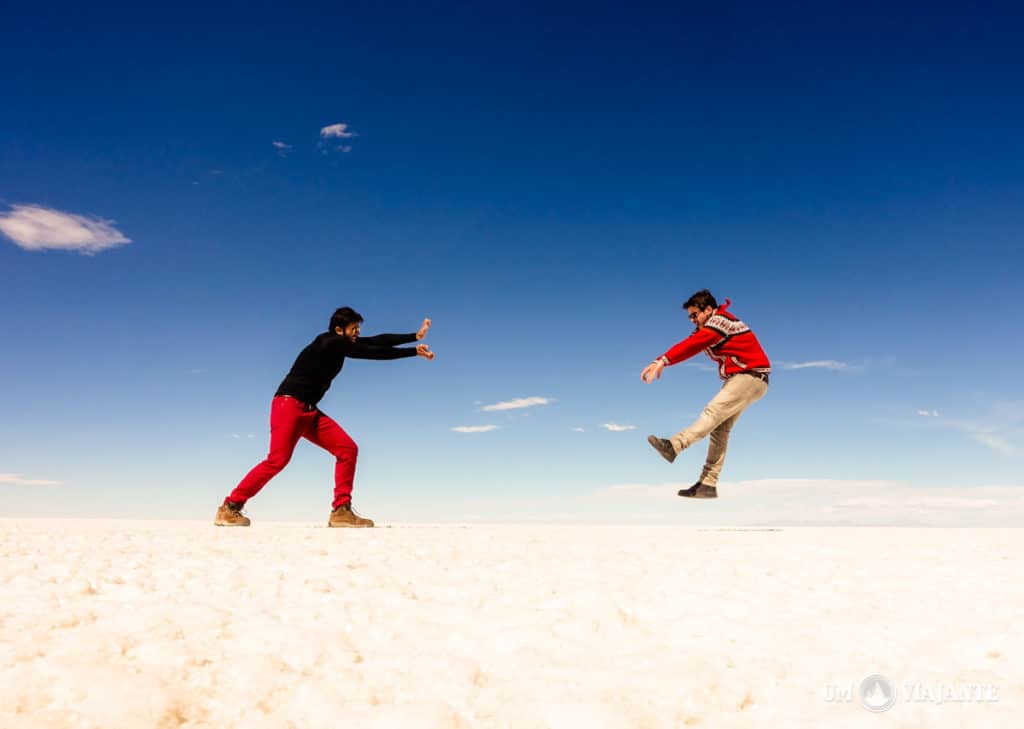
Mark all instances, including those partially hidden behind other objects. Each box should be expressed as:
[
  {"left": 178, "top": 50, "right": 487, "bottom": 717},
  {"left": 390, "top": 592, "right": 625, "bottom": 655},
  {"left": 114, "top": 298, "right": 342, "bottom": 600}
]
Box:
[{"left": 357, "top": 317, "right": 431, "bottom": 347}]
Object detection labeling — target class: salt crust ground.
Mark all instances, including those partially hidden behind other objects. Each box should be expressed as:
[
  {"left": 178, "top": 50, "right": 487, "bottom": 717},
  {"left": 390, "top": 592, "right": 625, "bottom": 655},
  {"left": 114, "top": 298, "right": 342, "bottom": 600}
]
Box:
[{"left": 1, "top": 521, "right": 1021, "bottom": 728}]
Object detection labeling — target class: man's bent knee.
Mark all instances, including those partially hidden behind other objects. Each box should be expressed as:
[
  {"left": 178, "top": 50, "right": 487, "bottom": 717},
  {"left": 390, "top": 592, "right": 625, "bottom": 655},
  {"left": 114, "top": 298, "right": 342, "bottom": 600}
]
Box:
[{"left": 334, "top": 443, "right": 358, "bottom": 460}]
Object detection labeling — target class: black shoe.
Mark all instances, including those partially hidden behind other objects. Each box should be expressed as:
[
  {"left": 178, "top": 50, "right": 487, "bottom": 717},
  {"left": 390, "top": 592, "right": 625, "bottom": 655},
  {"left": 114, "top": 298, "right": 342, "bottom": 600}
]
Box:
[
  {"left": 678, "top": 482, "right": 718, "bottom": 499},
  {"left": 647, "top": 435, "right": 677, "bottom": 463}
]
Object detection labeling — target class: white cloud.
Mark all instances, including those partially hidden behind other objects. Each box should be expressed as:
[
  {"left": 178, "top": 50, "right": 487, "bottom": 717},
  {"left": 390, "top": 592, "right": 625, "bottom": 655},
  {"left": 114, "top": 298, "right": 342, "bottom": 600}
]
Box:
[
  {"left": 572, "top": 427, "right": 585, "bottom": 432},
  {"left": 320, "top": 123, "right": 357, "bottom": 139},
  {"left": 601, "top": 423, "right": 637, "bottom": 432},
  {"left": 0, "top": 472, "right": 62, "bottom": 486},
  {"left": 590, "top": 478, "right": 1024, "bottom": 526},
  {"left": 482, "top": 396, "right": 552, "bottom": 412},
  {"left": 594, "top": 483, "right": 677, "bottom": 499},
  {"left": 383, "top": 478, "right": 1024, "bottom": 525},
  {"left": 0, "top": 205, "right": 130, "bottom": 254},
  {"left": 917, "top": 409, "right": 939, "bottom": 417},
  {"left": 781, "top": 360, "right": 849, "bottom": 371},
  {"left": 451, "top": 425, "right": 500, "bottom": 433},
  {"left": 272, "top": 141, "right": 292, "bottom": 150}
]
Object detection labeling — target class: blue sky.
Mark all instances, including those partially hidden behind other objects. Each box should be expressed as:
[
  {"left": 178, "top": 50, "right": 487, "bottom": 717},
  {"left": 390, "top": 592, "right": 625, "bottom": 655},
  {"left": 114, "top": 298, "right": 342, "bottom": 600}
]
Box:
[{"left": 2, "top": 3, "right": 1023, "bottom": 523}]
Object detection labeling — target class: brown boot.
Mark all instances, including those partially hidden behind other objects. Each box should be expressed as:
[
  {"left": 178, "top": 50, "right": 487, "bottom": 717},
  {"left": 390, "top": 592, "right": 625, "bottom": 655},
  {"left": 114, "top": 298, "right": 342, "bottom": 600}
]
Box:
[
  {"left": 215, "top": 502, "right": 251, "bottom": 526},
  {"left": 328, "top": 504, "right": 374, "bottom": 528}
]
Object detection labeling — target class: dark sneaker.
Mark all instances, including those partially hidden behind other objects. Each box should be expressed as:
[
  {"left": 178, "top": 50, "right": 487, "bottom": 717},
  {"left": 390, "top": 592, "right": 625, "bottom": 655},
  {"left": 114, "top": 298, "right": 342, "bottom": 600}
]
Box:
[
  {"left": 647, "top": 435, "right": 677, "bottom": 463},
  {"left": 678, "top": 483, "right": 718, "bottom": 499},
  {"left": 215, "top": 502, "right": 251, "bottom": 526},
  {"left": 328, "top": 504, "right": 375, "bottom": 528}
]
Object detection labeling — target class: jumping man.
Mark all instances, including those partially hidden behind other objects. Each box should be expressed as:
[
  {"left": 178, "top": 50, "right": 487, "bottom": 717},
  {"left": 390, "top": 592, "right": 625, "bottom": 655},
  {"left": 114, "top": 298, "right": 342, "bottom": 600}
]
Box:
[
  {"left": 641, "top": 290, "right": 770, "bottom": 499},
  {"left": 215, "top": 307, "right": 435, "bottom": 527}
]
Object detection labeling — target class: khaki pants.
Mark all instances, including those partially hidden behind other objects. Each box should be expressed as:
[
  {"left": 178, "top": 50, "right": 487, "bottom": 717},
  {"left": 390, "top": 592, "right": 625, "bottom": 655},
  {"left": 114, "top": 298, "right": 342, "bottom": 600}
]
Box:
[{"left": 669, "top": 374, "right": 768, "bottom": 487}]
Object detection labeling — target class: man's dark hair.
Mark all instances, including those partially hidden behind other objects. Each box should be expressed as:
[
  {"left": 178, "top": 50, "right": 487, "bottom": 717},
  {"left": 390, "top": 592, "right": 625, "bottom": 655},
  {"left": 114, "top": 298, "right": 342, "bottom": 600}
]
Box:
[
  {"left": 329, "top": 307, "right": 364, "bottom": 332},
  {"left": 683, "top": 289, "right": 717, "bottom": 311}
]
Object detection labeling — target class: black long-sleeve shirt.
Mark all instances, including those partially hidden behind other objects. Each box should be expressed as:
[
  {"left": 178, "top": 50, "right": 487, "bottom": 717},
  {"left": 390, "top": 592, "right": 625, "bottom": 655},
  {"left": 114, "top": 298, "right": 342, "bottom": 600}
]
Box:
[{"left": 275, "top": 331, "right": 418, "bottom": 406}]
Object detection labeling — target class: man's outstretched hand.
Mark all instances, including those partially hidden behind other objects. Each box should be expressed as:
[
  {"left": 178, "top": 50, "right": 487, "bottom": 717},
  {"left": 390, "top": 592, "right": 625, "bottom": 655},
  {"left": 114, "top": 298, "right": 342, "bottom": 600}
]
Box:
[
  {"left": 416, "top": 343, "right": 435, "bottom": 360},
  {"left": 416, "top": 318, "right": 432, "bottom": 340},
  {"left": 640, "top": 359, "right": 665, "bottom": 383}
]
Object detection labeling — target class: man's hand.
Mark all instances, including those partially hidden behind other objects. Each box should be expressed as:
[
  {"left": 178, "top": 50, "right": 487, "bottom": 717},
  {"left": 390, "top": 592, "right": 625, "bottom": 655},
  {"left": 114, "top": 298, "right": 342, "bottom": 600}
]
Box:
[
  {"left": 640, "top": 359, "right": 665, "bottom": 383},
  {"left": 416, "top": 318, "right": 432, "bottom": 340},
  {"left": 416, "top": 343, "right": 435, "bottom": 360}
]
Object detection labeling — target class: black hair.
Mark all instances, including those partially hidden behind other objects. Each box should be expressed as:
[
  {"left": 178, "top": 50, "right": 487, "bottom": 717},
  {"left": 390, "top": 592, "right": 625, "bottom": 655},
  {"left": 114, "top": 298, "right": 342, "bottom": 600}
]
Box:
[
  {"left": 683, "top": 289, "right": 717, "bottom": 311},
  {"left": 329, "top": 306, "right": 364, "bottom": 332}
]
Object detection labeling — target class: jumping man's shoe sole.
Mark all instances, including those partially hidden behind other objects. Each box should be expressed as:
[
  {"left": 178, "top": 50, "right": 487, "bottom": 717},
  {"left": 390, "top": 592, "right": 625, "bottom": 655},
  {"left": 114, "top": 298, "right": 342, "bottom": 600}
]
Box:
[
  {"left": 678, "top": 483, "right": 718, "bottom": 499},
  {"left": 647, "top": 435, "right": 677, "bottom": 464}
]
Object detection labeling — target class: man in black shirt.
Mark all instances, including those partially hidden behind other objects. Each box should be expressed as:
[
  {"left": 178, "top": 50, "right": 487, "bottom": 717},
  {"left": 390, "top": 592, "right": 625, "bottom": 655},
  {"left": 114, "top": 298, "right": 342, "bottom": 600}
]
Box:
[{"left": 216, "top": 307, "right": 434, "bottom": 528}]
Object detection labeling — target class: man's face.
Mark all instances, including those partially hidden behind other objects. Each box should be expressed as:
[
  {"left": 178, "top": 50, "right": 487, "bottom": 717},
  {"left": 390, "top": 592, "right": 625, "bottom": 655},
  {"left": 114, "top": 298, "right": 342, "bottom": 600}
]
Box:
[
  {"left": 336, "top": 322, "right": 361, "bottom": 341},
  {"left": 686, "top": 306, "right": 714, "bottom": 330}
]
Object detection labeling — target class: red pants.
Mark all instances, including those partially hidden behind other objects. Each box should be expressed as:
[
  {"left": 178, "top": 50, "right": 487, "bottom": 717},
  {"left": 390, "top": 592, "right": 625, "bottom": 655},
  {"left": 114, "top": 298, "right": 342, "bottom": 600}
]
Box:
[{"left": 226, "top": 396, "right": 358, "bottom": 510}]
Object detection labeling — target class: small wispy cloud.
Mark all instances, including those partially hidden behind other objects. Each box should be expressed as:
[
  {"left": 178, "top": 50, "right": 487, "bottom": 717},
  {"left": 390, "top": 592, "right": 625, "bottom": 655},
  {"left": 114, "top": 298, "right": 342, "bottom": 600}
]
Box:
[
  {"left": 966, "top": 432, "right": 1017, "bottom": 455},
  {"left": 452, "top": 425, "right": 500, "bottom": 433},
  {"left": 272, "top": 140, "right": 293, "bottom": 157},
  {"left": 320, "top": 123, "right": 357, "bottom": 139},
  {"left": 0, "top": 205, "right": 130, "bottom": 254},
  {"left": 318, "top": 123, "right": 357, "bottom": 154},
  {"left": 229, "top": 434, "right": 256, "bottom": 440},
  {"left": 0, "top": 472, "right": 62, "bottom": 486},
  {"left": 482, "top": 396, "right": 552, "bottom": 412},
  {"left": 781, "top": 360, "right": 849, "bottom": 371},
  {"left": 572, "top": 427, "right": 585, "bottom": 432},
  {"left": 916, "top": 401, "right": 1023, "bottom": 456},
  {"left": 602, "top": 423, "right": 636, "bottom": 432}
]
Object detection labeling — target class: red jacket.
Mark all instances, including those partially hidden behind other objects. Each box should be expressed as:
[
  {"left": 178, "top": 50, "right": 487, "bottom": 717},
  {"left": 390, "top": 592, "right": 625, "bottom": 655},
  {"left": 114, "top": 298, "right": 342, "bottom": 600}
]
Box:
[{"left": 659, "top": 300, "right": 771, "bottom": 380}]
